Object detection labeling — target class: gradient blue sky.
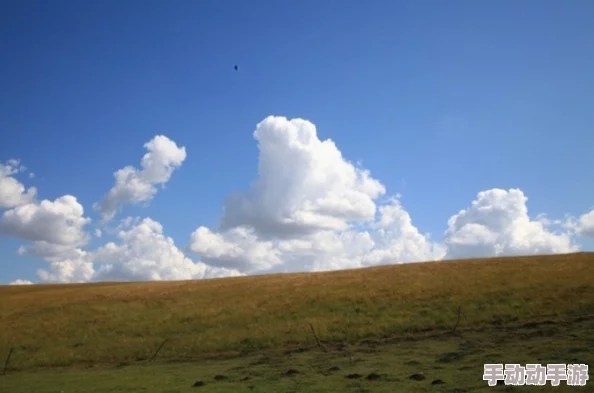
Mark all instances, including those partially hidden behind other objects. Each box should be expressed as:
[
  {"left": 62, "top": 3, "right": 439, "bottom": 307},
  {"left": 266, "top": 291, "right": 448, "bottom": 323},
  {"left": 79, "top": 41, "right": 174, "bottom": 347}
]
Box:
[{"left": 1, "top": 0, "right": 593, "bottom": 284}]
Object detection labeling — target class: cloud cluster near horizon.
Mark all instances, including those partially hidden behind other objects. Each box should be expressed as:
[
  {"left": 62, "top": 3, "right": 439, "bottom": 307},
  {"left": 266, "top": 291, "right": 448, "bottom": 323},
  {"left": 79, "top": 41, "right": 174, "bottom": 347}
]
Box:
[{"left": 2, "top": 116, "right": 592, "bottom": 285}]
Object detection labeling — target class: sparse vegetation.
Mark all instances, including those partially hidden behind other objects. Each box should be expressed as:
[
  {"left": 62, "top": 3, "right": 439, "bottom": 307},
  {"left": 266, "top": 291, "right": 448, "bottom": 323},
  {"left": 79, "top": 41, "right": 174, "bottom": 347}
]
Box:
[{"left": 1, "top": 252, "right": 593, "bottom": 392}]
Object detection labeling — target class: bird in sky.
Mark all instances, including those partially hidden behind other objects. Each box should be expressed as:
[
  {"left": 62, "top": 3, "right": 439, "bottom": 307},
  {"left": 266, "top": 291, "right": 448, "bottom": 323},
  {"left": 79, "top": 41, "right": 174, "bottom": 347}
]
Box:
[{"left": 234, "top": 65, "right": 239, "bottom": 71}]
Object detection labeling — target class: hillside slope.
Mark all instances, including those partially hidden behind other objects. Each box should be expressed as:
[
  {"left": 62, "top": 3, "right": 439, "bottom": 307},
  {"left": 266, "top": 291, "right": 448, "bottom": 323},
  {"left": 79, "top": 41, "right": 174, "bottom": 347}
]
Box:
[{"left": 1, "top": 252, "right": 593, "bottom": 371}]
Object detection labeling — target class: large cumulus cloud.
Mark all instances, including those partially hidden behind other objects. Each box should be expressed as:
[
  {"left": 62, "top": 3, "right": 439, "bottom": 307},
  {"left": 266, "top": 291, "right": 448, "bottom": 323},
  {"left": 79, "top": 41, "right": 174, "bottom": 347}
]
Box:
[
  {"left": 443, "top": 189, "right": 578, "bottom": 259},
  {"left": 220, "top": 116, "right": 386, "bottom": 237},
  {"left": 188, "top": 116, "right": 445, "bottom": 274}
]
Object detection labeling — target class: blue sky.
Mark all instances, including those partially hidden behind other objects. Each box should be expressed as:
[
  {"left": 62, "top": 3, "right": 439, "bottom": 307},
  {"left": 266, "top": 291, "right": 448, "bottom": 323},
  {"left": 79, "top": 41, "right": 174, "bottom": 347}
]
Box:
[{"left": 1, "top": 0, "right": 593, "bottom": 284}]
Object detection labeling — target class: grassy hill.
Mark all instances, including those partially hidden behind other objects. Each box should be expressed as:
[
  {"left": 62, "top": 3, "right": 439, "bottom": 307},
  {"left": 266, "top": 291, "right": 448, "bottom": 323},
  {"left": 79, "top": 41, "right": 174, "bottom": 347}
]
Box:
[{"left": 1, "top": 252, "right": 593, "bottom": 392}]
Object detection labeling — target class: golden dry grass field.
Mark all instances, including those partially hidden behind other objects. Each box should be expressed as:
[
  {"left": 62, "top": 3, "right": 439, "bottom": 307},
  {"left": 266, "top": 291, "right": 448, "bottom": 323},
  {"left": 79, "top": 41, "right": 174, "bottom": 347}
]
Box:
[{"left": 0, "top": 252, "right": 593, "bottom": 392}]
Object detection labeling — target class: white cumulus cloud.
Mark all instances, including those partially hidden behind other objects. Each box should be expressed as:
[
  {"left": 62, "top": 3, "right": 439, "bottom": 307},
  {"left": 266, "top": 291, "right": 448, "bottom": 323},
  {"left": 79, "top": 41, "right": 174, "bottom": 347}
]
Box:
[
  {"left": 220, "top": 116, "right": 386, "bottom": 237},
  {"left": 0, "top": 195, "right": 90, "bottom": 246},
  {"left": 575, "top": 209, "right": 594, "bottom": 238},
  {"left": 0, "top": 160, "right": 37, "bottom": 208},
  {"left": 0, "top": 182, "right": 94, "bottom": 284},
  {"left": 94, "top": 135, "right": 187, "bottom": 222},
  {"left": 187, "top": 116, "right": 443, "bottom": 274},
  {"left": 443, "top": 189, "right": 578, "bottom": 259},
  {"left": 8, "top": 279, "right": 33, "bottom": 285},
  {"left": 18, "top": 241, "right": 87, "bottom": 261},
  {"left": 361, "top": 197, "right": 447, "bottom": 267},
  {"left": 24, "top": 215, "right": 242, "bottom": 283},
  {"left": 0, "top": 195, "right": 93, "bottom": 284},
  {"left": 188, "top": 225, "right": 283, "bottom": 273},
  {"left": 93, "top": 217, "right": 242, "bottom": 281},
  {"left": 36, "top": 257, "right": 95, "bottom": 284},
  {"left": 562, "top": 208, "right": 594, "bottom": 238}
]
